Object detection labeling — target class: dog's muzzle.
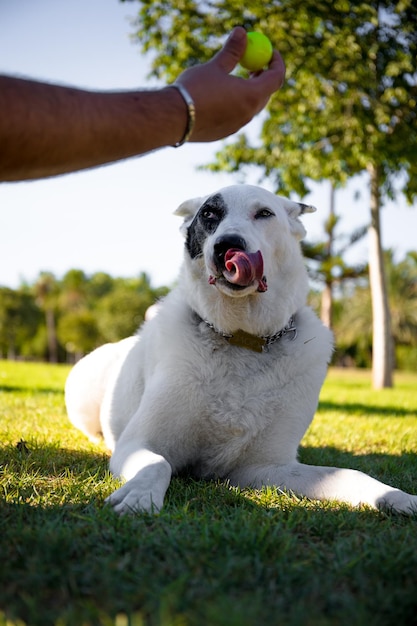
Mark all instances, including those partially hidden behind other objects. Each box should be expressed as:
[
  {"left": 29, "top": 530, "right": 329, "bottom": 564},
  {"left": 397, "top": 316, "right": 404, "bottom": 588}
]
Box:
[{"left": 209, "top": 235, "right": 267, "bottom": 292}]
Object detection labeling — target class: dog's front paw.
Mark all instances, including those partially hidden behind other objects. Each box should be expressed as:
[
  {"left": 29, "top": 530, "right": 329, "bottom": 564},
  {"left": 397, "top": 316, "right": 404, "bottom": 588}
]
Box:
[
  {"left": 105, "top": 481, "right": 164, "bottom": 515},
  {"left": 378, "top": 489, "right": 417, "bottom": 515},
  {"left": 106, "top": 450, "right": 172, "bottom": 514}
]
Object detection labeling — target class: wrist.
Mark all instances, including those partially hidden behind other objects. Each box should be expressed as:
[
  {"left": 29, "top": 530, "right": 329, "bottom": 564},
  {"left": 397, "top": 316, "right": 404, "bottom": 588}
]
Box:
[{"left": 169, "top": 83, "right": 196, "bottom": 147}]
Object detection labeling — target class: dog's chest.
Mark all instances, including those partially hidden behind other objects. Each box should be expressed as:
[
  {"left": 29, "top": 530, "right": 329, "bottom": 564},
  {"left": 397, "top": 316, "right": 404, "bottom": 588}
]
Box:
[
  {"left": 179, "top": 334, "right": 288, "bottom": 473},
  {"left": 187, "top": 319, "right": 291, "bottom": 418}
]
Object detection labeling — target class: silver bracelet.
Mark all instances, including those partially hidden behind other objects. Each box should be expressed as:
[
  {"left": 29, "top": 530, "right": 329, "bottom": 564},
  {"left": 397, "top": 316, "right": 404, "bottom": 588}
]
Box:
[{"left": 171, "top": 83, "right": 196, "bottom": 147}]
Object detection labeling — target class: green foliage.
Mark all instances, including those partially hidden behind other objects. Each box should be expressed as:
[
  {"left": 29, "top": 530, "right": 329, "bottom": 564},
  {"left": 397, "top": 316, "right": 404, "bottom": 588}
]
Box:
[
  {"left": 1, "top": 247, "right": 415, "bottom": 368},
  {"left": 95, "top": 274, "right": 162, "bottom": 343},
  {"left": 302, "top": 212, "right": 368, "bottom": 285},
  {"left": 57, "top": 309, "right": 101, "bottom": 356},
  {"left": 386, "top": 250, "right": 417, "bottom": 344},
  {"left": 0, "top": 287, "right": 42, "bottom": 359},
  {"left": 126, "top": 0, "right": 417, "bottom": 201},
  {"left": 1, "top": 361, "right": 417, "bottom": 625},
  {"left": 0, "top": 271, "right": 169, "bottom": 361},
  {"left": 125, "top": 0, "right": 416, "bottom": 386},
  {"left": 331, "top": 250, "right": 417, "bottom": 367}
]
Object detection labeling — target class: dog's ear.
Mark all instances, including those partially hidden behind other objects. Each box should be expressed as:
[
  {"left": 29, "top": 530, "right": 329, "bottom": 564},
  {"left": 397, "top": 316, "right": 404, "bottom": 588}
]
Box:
[
  {"left": 281, "top": 199, "right": 316, "bottom": 241},
  {"left": 174, "top": 197, "right": 205, "bottom": 237}
]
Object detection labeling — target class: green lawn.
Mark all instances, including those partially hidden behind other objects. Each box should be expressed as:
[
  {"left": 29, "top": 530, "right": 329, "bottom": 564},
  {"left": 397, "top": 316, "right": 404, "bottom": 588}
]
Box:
[{"left": 1, "top": 361, "right": 417, "bottom": 626}]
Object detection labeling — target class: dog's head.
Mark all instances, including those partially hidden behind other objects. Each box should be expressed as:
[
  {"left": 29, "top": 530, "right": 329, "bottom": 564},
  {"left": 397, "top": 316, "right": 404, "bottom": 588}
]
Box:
[{"left": 175, "top": 185, "right": 315, "bottom": 298}]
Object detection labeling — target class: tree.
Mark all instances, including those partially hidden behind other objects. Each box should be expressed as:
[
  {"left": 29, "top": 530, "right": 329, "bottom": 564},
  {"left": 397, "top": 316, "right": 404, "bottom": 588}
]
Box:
[
  {"left": 0, "top": 287, "right": 42, "bottom": 359},
  {"left": 59, "top": 269, "right": 89, "bottom": 312},
  {"left": 334, "top": 249, "right": 417, "bottom": 369},
  {"left": 57, "top": 309, "right": 100, "bottom": 362},
  {"left": 388, "top": 250, "right": 417, "bottom": 370},
  {"left": 33, "top": 272, "right": 60, "bottom": 363},
  {"left": 0, "top": 270, "right": 170, "bottom": 362},
  {"left": 85, "top": 272, "right": 115, "bottom": 301},
  {"left": 303, "top": 183, "right": 368, "bottom": 329},
  {"left": 127, "top": 0, "right": 417, "bottom": 387},
  {"left": 95, "top": 273, "right": 167, "bottom": 342},
  {"left": 385, "top": 250, "right": 417, "bottom": 346}
]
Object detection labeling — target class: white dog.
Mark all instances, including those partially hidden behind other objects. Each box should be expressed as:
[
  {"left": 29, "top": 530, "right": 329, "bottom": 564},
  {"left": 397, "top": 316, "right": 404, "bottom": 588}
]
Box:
[{"left": 65, "top": 185, "right": 417, "bottom": 515}]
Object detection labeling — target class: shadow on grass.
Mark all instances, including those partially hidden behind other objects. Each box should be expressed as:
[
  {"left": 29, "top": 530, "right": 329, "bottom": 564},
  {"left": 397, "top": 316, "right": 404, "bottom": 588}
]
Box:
[
  {"left": 1, "top": 439, "right": 109, "bottom": 472},
  {"left": 2, "top": 443, "right": 417, "bottom": 625},
  {"left": 299, "top": 445, "right": 417, "bottom": 492},
  {"left": 2, "top": 438, "right": 416, "bottom": 510},
  {"left": 2, "top": 466, "right": 416, "bottom": 626},
  {"left": 0, "top": 383, "right": 64, "bottom": 395},
  {"left": 318, "top": 399, "right": 416, "bottom": 418}
]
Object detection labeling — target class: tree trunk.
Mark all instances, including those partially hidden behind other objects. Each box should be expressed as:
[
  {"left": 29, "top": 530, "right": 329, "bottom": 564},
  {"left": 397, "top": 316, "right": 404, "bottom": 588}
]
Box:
[
  {"left": 367, "top": 164, "right": 393, "bottom": 388},
  {"left": 45, "top": 307, "right": 58, "bottom": 363},
  {"left": 320, "top": 283, "right": 333, "bottom": 329}
]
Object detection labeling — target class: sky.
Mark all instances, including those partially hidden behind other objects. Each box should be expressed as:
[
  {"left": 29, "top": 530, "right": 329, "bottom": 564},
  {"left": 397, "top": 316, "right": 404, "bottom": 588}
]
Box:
[{"left": 1, "top": 0, "right": 416, "bottom": 290}]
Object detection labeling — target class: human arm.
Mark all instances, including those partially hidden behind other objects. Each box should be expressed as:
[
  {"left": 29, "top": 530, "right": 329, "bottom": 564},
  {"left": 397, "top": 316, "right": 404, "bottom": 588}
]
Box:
[
  {"left": 0, "top": 27, "right": 285, "bottom": 182},
  {"left": 0, "top": 77, "right": 192, "bottom": 181}
]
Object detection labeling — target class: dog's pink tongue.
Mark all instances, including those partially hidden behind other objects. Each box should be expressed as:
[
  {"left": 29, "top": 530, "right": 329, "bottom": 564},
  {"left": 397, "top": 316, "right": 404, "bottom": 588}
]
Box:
[{"left": 224, "top": 249, "right": 264, "bottom": 288}]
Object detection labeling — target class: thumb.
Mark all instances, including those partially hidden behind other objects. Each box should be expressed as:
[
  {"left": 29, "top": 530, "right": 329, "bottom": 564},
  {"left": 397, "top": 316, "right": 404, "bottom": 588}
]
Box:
[{"left": 213, "top": 27, "right": 247, "bottom": 73}]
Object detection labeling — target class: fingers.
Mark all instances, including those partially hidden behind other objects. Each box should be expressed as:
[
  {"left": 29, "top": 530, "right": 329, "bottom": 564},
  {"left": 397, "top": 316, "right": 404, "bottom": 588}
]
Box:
[
  {"left": 176, "top": 30, "right": 286, "bottom": 143},
  {"left": 215, "top": 29, "right": 285, "bottom": 91},
  {"left": 252, "top": 50, "right": 286, "bottom": 91},
  {"left": 213, "top": 26, "right": 248, "bottom": 73}
]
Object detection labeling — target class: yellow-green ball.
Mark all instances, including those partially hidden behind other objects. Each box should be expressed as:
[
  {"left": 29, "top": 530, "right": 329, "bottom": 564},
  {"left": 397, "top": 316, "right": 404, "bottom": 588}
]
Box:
[{"left": 240, "top": 32, "right": 273, "bottom": 72}]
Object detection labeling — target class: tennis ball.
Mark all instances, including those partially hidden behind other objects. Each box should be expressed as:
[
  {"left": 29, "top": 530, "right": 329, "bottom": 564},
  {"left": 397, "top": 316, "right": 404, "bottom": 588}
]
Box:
[{"left": 240, "top": 32, "right": 273, "bottom": 72}]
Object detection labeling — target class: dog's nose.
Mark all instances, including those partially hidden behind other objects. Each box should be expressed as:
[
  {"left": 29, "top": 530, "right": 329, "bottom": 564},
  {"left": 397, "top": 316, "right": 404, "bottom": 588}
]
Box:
[{"left": 213, "top": 234, "right": 246, "bottom": 265}]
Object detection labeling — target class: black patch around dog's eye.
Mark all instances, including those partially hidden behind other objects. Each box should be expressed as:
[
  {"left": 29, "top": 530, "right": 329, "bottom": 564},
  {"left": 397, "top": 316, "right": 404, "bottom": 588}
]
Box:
[
  {"left": 199, "top": 194, "right": 227, "bottom": 233},
  {"left": 185, "top": 194, "right": 227, "bottom": 259},
  {"left": 186, "top": 218, "right": 205, "bottom": 259},
  {"left": 255, "top": 207, "right": 275, "bottom": 220},
  {"left": 201, "top": 208, "right": 220, "bottom": 222}
]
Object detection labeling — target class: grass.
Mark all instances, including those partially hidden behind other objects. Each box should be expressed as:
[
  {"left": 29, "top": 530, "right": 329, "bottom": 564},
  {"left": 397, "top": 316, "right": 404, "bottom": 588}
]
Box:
[{"left": 1, "top": 360, "right": 417, "bottom": 626}]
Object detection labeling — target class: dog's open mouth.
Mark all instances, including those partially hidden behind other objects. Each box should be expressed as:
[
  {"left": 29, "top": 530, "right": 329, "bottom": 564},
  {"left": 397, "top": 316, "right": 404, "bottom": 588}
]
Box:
[{"left": 209, "top": 248, "right": 268, "bottom": 293}]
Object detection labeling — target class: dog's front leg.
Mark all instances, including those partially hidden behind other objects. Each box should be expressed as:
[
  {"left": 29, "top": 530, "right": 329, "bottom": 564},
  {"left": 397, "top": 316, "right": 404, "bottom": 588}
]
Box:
[
  {"left": 105, "top": 445, "right": 172, "bottom": 515},
  {"left": 228, "top": 462, "right": 417, "bottom": 514}
]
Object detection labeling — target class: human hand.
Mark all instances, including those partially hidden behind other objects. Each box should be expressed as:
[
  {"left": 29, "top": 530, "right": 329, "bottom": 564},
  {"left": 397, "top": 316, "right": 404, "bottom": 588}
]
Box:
[{"left": 175, "top": 27, "right": 285, "bottom": 142}]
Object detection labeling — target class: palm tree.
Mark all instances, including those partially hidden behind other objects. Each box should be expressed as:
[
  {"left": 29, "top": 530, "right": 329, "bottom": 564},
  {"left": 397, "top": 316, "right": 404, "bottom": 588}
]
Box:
[
  {"left": 303, "top": 184, "right": 368, "bottom": 330},
  {"left": 334, "top": 250, "right": 417, "bottom": 368},
  {"left": 386, "top": 251, "right": 417, "bottom": 347},
  {"left": 33, "top": 272, "right": 59, "bottom": 363}
]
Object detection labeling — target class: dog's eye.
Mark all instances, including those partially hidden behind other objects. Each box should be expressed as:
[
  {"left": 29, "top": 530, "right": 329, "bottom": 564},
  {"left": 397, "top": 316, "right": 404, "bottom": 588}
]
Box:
[
  {"left": 202, "top": 209, "right": 219, "bottom": 221},
  {"left": 255, "top": 208, "right": 274, "bottom": 219}
]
